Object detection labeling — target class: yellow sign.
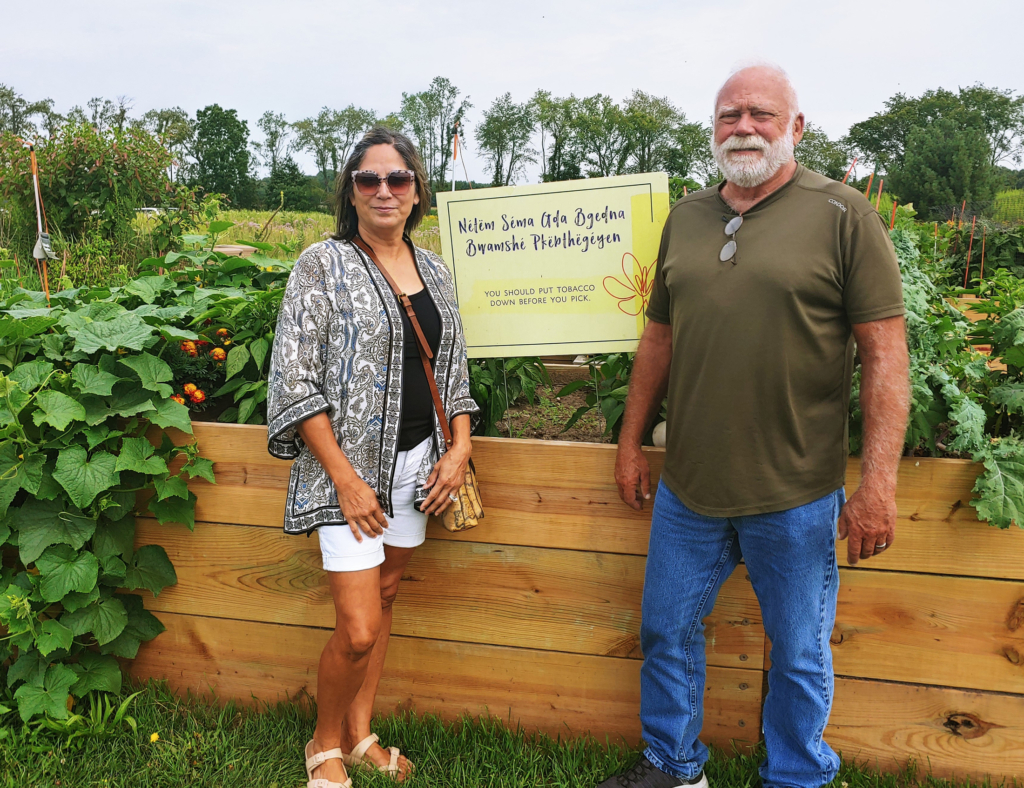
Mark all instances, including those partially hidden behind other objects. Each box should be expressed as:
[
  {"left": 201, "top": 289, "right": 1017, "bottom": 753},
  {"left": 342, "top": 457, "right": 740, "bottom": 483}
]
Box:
[{"left": 436, "top": 173, "right": 670, "bottom": 358}]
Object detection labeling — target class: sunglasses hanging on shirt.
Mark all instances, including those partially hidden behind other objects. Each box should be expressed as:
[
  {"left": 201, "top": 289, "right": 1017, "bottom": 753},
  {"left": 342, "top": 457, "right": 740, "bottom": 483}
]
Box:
[{"left": 719, "top": 215, "right": 743, "bottom": 264}]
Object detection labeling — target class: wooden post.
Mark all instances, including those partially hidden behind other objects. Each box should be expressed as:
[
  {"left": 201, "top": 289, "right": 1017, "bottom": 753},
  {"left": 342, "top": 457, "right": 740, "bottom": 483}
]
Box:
[
  {"left": 963, "top": 215, "right": 978, "bottom": 288},
  {"left": 842, "top": 156, "right": 858, "bottom": 184}
]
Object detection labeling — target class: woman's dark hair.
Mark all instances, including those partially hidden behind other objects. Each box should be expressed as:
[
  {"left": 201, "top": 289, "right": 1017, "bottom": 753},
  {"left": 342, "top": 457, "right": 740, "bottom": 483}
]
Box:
[{"left": 332, "top": 126, "right": 431, "bottom": 241}]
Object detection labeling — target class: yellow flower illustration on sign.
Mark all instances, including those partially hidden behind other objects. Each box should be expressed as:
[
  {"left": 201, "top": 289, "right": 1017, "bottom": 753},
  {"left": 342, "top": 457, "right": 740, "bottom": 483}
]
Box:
[{"left": 603, "top": 252, "right": 656, "bottom": 320}]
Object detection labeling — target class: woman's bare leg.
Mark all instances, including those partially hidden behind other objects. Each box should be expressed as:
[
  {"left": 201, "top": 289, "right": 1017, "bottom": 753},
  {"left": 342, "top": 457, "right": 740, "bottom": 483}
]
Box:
[
  {"left": 340, "top": 544, "right": 417, "bottom": 779},
  {"left": 310, "top": 567, "right": 383, "bottom": 784}
]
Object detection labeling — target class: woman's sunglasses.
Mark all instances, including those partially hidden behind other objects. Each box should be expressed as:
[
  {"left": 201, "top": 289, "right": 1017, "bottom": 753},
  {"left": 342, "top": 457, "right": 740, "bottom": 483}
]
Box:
[{"left": 352, "top": 169, "right": 416, "bottom": 196}]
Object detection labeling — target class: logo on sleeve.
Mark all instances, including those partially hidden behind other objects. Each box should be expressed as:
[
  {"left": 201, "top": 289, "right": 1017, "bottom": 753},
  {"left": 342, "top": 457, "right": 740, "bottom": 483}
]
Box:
[{"left": 828, "top": 198, "right": 847, "bottom": 212}]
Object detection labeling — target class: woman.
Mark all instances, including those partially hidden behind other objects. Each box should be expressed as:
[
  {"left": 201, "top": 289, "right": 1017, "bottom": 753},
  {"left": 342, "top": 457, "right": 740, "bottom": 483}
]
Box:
[{"left": 267, "top": 127, "right": 479, "bottom": 788}]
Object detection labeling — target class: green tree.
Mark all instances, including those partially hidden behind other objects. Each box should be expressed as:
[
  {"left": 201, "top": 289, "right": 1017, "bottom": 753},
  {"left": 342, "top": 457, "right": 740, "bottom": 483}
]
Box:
[
  {"left": 0, "top": 84, "right": 55, "bottom": 139},
  {"left": 531, "top": 91, "right": 584, "bottom": 182},
  {"left": 890, "top": 118, "right": 996, "bottom": 212},
  {"left": 795, "top": 122, "right": 851, "bottom": 181},
  {"left": 190, "top": 104, "right": 255, "bottom": 207},
  {"left": 664, "top": 121, "right": 717, "bottom": 186},
  {"left": 292, "top": 109, "right": 337, "bottom": 192},
  {"left": 477, "top": 93, "right": 536, "bottom": 187},
  {"left": 622, "top": 90, "right": 681, "bottom": 173},
  {"left": 575, "top": 94, "right": 632, "bottom": 178},
  {"left": 265, "top": 155, "right": 323, "bottom": 212},
  {"left": 400, "top": 77, "right": 472, "bottom": 192},
  {"left": 329, "top": 105, "right": 379, "bottom": 173},
  {"left": 252, "top": 111, "right": 290, "bottom": 175},
  {"left": 140, "top": 107, "right": 194, "bottom": 182},
  {"left": 848, "top": 84, "right": 1024, "bottom": 172}
]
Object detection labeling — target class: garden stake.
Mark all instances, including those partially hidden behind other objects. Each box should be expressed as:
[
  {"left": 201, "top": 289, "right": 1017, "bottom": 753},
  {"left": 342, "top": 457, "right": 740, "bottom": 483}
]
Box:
[
  {"left": 962, "top": 215, "right": 977, "bottom": 288},
  {"left": 26, "top": 142, "right": 53, "bottom": 305},
  {"left": 875, "top": 178, "right": 884, "bottom": 211},
  {"left": 841, "top": 156, "right": 858, "bottom": 184},
  {"left": 934, "top": 222, "right": 938, "bottom": 261},
  {"left": 890, "top": 199, "right": 898, "bottom": 230},
  {"left": 683, "top": 186, "right": 687, "bottom": 195},
  {"left": 864, "top": 172, "right": 874, "bottom": 198}
]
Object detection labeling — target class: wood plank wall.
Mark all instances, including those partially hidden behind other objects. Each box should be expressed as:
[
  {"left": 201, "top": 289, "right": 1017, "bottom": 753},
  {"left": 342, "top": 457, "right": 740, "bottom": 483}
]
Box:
[{"left": 131, "top": 424, "right": 1024, "bottom": 781}]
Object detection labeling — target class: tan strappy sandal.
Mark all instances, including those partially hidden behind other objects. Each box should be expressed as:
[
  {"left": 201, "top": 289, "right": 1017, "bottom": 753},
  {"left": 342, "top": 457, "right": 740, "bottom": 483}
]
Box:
[
  {"left": 343, "top": 733, "right": 412, "bottom": 779},
  {"left": 304, "top": 739, "right": 352, "bottom": 788}
]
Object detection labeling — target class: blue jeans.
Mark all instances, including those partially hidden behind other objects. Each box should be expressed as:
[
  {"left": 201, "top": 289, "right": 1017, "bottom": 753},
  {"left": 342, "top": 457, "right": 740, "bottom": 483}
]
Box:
[{"left": 640, "top": 481, "right": 844, "bottom": 788}]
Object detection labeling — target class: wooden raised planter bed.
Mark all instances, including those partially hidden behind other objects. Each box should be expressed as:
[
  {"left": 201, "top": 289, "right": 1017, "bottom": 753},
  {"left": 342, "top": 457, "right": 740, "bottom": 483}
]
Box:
[{"left": 132, "top": 423, "right": 1024, "bottom": 781}]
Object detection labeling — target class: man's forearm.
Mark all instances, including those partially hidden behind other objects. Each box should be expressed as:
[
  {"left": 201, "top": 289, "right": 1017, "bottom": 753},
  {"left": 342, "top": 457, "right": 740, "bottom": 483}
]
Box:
[
  {"left": 619, "top": 321, "right": 673, "bottom": 448},
  {"left": 855, "top": 317, "right": 910, "bottom": 492}
]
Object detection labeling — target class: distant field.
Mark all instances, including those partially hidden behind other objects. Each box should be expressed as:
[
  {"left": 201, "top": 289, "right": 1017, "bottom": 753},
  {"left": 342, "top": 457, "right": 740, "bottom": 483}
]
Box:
[{"left": 207, "top": 210, "right": 442, "bottom": 257}]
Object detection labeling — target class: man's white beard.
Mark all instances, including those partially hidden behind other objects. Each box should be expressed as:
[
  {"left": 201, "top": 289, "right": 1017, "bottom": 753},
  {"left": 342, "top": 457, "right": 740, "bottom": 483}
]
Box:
[{"left": 712, "top": 130, "right": 795, "bottom": 188}]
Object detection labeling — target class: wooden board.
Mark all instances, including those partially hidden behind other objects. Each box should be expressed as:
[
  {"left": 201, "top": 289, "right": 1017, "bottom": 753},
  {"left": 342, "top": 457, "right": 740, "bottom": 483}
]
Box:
[
  {"left": 161, "top": 424, "right": 1024, "bottom": 580},
  {"left": 832, "top": 570, "right": 1024, "bottom": 694},
  {"left": 135, "top": 519, "right": 764, "bottom": 668},
  {"left": 130, "top": 611, "right": 764, "bottom": 750},
  {"left": 843, "top": 457, "right": 1024, "bottom": 580},
  {"left": 828, "top": 676, "right": 1024, "bottom": 780}
]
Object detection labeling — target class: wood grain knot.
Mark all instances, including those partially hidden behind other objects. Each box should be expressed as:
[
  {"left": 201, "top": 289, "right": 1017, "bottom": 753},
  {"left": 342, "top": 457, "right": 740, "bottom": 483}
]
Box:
[
  {"left": 943, "top": 712, "right": 994, "bottom": 740},
  {"left": 1000, "top": 645, "right": 1022, "bottom": 666},
  {"left": 943, "top": 500, "right": 963, "bottom": 522},
  {"left": 1007, "top": 598, "right": 1024, "bottom": 632}
]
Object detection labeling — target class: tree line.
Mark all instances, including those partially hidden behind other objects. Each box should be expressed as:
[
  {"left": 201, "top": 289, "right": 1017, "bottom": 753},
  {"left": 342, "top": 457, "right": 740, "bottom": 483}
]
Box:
[{"left": 2, "top": 79, "right": 1023, "bottom": 218}]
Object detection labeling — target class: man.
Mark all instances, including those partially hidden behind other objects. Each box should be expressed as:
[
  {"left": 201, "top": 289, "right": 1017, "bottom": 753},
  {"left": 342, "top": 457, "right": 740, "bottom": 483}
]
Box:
[{"left": 598, "top": 65, "right": 910, "bottom": 788}]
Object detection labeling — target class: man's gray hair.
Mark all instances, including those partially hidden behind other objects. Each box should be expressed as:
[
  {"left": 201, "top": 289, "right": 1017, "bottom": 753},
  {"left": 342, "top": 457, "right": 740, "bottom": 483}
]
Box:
[{"left": 714, "top": 62, "right": 800, "bottom": 122}]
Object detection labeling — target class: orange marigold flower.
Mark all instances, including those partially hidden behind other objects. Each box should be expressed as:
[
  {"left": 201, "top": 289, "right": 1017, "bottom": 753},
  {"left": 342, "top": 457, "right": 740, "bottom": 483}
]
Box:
[
  {"left": 196, "top": 340, "right": 209, "bottom": 347},
  {"left": 210, "top": 347, "right": 226, "bottom": 361},
  {"left": 215, "top": 328, "right": 230, "bottom": 337},
  {"left": 171, "top": 394, "right": 186, "bottom": 405},
  {"left": 183, "top": 383, "right": 198, "bottom": 395},
  {"left": 189, "top": 389, "right": 206, "bottom": 404},
  {"left": 180, "top": 340, "right": 197, "bottom": 356}
]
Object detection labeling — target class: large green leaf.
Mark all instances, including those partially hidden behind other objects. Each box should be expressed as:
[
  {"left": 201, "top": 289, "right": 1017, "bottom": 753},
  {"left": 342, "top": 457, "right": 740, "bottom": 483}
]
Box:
[
  {"left": 35, "top": 545, "right": 100, "bottom": 603},
  {"left": 15, "top": 499, "right": 97, "bottom": 564},
  {"left": 147, "top": 397, "right": 193, "bottom": 433},
  {"left": 53, "top": 447, "right": 120, "bottom": 510},
  {"left": 9, "top": 360, "right": 54, "bottom": 392},
  {"left": 147, "top": 490, "right": 197, "bottom": 530},
  {"left": 158, "top": 326, "right": 199, "bottom": 343},
  {"left": 60, "top": 596, "right": 127, "bottom": 645},
  {"left": 153, "top": 474, "right": 189, "bottom": 501},
  {"left": 0, "top": 384, "right": 31, "bottom": 426},
  {"left": 93, "top": 515, "right": 136, "bottom": 565},
  {"left": 99, "top": 593, "right": 165, "bottom": 659},
  {"left": 250, "top": 337, "right": 269, "bottom": 372},
  {"left": 60, "top": 585, "right": 100, "bottom": 613},
  {"left": 14, "top": 663, "right": 78, "bottom": 721},
  {"left": 124, "top": 275, "right": 170, "bottom": 304},
  {"left": 207, "top": 220, "right": 234, "bottom": 233},
  {"left": 72, "top": 364, "right": 122, "bottom": 396},
  {"left": 70, "top": 652, "right": 122, "bottom": 695},
  {"left": 124, "top": 544, "right": 177, "bottom": 596},
  {"left": 118, "top": 353, "right": 174, "bottom": 398},
  {"left": 31, "top": 390, "right": 86, "bottom": 431},
  {"left": 225, "top": 343, "right": 250, "bottom": 380},
  {"left": 0, "top": 315, "right": 58, "bottom": 341},
  {"left": 18, "top": 452, "right": 47, "bottom": 495},
  {"left": 184, "top": 456, "right": 216, "bottom": 485},
  {"left": 6, "top": 648, "right": 47, "bottom": 688},
  {"left": 991, "top": 383, "right": 1024, "bottom": 414},
  {"left": 972, "top": 439, "right": 1024, "bottom": 529},
  {"left": 115, "top": 437, "right": 168, "bottom": 475},
  {"left": 70, "top": 313, "right": 156, "bottom": 354},
  {"left": 107, "top": 385, "right": 159, "bottom": 419},
  {"left": 35, "top": 618, "right": 74, "bottom": 657}
]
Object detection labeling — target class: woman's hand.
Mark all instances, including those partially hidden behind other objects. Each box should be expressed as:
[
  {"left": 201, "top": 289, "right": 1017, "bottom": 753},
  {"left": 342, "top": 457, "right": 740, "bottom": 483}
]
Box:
[
  {"left": 335, "top": 473, "right": 389, "bottom": 542},
  {"left": 421, "top": 440, "right": 471, "bottom": 516}
]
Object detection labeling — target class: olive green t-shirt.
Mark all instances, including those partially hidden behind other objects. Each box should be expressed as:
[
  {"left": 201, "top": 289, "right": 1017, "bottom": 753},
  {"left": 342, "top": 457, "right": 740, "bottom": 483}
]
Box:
[{"left": 647, "top": 164, "right": 904, "bottom": 517}]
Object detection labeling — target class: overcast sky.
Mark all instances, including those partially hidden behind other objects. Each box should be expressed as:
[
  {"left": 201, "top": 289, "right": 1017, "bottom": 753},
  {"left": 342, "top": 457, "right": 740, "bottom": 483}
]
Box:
[{"left": 5, "top": 0, "right": 1022, "bottom": 184}]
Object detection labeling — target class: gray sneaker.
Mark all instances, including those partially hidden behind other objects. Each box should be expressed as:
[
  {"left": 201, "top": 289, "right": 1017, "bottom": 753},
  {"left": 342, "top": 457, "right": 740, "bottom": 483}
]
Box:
[{"left": 596, "top": 756, "right": 708, "bottom": 788}]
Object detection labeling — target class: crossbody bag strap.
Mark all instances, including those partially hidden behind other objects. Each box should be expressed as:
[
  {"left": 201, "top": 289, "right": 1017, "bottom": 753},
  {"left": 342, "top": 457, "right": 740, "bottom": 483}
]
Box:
[{"left": 352, "top": 236, "right": 454, "bottom": 448}]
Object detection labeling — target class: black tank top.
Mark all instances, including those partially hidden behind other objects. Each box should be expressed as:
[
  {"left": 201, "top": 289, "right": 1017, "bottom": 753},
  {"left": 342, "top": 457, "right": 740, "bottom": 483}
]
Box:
[{"left": 398, "top": 288, "right": 442, "bottom": 451}]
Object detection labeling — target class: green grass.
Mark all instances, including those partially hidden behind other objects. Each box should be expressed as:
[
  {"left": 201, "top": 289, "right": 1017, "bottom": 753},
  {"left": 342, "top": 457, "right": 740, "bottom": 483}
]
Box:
[{"left": 0, "top": 682, "right": 1015, "bottom": 788}]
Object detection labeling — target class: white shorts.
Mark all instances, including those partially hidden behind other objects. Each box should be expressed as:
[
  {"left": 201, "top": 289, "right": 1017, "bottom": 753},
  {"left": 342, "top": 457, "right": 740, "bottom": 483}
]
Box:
[{"left": 316, "top": 437, "right": 431, "bottom": 572}]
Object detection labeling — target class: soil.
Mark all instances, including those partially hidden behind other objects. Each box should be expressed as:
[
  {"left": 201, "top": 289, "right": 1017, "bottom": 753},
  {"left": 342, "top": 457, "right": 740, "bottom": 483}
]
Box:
[{"left": 501, "top": 366, "right": 610, "bottom": 443}]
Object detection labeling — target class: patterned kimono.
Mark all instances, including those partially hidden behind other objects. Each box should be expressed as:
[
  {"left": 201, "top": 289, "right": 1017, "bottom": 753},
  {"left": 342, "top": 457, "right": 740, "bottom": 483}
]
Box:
[{"left": 266, "top": 238, "right": 480, "bottom": 535}]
